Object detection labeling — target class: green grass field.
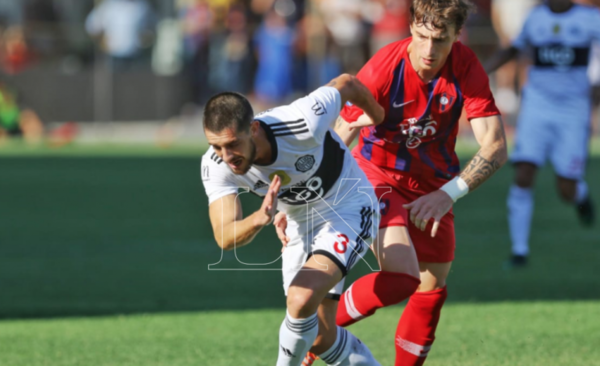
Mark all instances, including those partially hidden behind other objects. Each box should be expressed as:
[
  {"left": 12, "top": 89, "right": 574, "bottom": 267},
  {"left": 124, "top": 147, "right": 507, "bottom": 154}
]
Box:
[{"left": 1, "top": 144, "right": 599, "bottom": 365}]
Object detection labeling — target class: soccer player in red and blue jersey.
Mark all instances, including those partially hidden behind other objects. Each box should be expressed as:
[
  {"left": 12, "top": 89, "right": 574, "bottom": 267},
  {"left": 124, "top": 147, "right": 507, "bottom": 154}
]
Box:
[{"left": 333, "top": 1, "right": 507, "bottom": 365}]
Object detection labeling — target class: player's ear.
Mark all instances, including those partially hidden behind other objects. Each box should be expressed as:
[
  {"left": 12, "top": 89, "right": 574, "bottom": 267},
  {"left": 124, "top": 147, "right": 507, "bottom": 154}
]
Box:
[
  {"left": 250, "top": 120, "right": 260, "bottom": 136},
  {"left": 452, "top": 24, "right": 462, "bottom": 42}
]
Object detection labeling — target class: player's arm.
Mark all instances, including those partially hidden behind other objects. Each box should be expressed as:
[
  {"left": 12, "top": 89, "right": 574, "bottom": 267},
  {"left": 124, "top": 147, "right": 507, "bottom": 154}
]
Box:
[
  {"left": 460, "top": 115, "right": 508, "bottom": 191},
  {"left": 208, "top": 176, "right": 281, "bottom": 251},
  {"left": 326, "top": 74, "right": 385, "bottom": 132},
  {"left": 402, "top": 115, "right": 507, "bottom": 237},
  {"left": 483, "top": 46, "right": 519, "bottom": 74}
]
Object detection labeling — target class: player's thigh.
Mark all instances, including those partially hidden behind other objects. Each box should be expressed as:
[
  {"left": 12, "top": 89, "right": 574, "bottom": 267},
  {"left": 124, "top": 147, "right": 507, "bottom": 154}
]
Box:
[
  {"left": 549, "top": 116, "right": 590, "bottom": 182},
  {"left": 417, "top": 261, "right": 453, "bottom": 292},
  {"left": 372, "top": 184, "right": 420, "bottom": 276},
  {"left": 511, "top": 107, "right": 551, "bottom": 168},
  {"left": 288, "top": 254, "right": 345, "bottom": 306},
  {"left": 373, "top": 225, "right": 420, "bottom": 278}
]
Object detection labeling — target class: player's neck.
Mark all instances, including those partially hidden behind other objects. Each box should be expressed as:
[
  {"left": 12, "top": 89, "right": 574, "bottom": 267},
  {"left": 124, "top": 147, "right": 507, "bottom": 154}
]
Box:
[
  {"left": 252, "top": 123, "right": 274, "bottom": 165},
  {"left": 407, "top": 46, "right": 444, "bottom": 83},
  {"left": 548, "top": 2, "right": 573, "bottom": 13}
]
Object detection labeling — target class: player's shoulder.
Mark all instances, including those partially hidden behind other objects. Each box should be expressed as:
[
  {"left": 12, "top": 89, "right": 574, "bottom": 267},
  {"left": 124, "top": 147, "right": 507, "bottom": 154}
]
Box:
[
  {"left": 573, "top": 3, "right": 600, "bottom": 18},
  {"left": 450, "top": 41, "right": 480, "bottom": 73},
  {"left": 201, "top": 146, "right": 226, "bottom": 169}
]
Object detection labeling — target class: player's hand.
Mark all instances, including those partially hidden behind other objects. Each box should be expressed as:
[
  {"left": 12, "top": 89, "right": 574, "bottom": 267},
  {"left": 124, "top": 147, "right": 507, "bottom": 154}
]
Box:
[
  {"left": 403, "top": 190, "right": 453, "bottom": 238},
  {"left": 255, "top": 175, "right": 281, "bottom": 227},
  {"left": 274, "top": 212, "right": 290, "bottom": 252},
  {"left": 347, "top": 110, "right": 385, "bottom": 131}
]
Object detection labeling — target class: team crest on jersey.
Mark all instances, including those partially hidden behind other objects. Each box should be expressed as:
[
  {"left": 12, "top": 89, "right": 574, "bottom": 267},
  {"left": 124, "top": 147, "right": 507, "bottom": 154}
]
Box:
[
  {"left": 553, "top": 24, "right": 561, "bottom": 35},
  {"left": 436, "top": 92, "right": 456, "bottom": 113},
  {"left": 295, "top": 155, "right": 315, "bottom": 172}
]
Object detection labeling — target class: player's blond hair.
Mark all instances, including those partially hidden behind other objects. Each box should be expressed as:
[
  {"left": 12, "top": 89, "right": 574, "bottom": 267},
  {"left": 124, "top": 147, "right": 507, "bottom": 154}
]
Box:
[{"left": 410, "top": 0, "right": 475, "bottom": 33}]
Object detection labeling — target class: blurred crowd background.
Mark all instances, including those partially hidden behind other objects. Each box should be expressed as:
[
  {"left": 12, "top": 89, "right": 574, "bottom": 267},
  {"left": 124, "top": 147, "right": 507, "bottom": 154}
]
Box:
[{"left": 0, "top": 0, "right": 598, "bottom": 145}]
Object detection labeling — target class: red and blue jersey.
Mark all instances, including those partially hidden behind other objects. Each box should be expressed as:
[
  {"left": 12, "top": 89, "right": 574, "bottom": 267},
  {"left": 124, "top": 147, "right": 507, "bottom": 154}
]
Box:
[{"left": 341, "top": 38, "right": 500, "bottom": 182}]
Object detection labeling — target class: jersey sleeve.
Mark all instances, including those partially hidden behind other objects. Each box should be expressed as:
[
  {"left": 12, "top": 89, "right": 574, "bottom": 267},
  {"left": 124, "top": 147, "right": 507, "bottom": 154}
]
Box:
[
  {"left": 339, "top": 43, "right": 397, "bottom": 122},
  {"left": 591, "top": 8, "right": 600, "bottom": 42},
  {"left": 459, "top": 48, "right": 501, "bottom": 120},
  {"left": 290, "top": 86, "right": 342, "bottom": 142},
  {"left": 201, "top": 153, "right": 239, "bottom": 205}
]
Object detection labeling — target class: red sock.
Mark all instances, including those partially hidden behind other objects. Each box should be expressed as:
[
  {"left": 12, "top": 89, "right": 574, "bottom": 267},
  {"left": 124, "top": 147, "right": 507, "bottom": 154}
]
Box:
[
  {"left": 336, "top": 272, "right": 420, "bottom": 327},
  {"left": 395, "top": 286, "right": 448, "bottom": 366}
]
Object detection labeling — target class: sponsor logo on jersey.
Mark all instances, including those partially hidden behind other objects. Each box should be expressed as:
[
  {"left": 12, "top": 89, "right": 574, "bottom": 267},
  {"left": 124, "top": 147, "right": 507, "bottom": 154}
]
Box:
[
  {"left": 253, "top": 180, "right": 268, "bottom": 190},
  {"left": 202, "top": 166, "right": 209, "bottom": 181},
  {"left": 295, "top": 155, "right": 315, "bottom": 172},
  {"left": 269, "top": 171, "right": 292, "bottom": 186},
  {"left": 312, "top": 101, "right": 327, "bottom": 116},
  {"left": 393, "top": 100, "right": 414, "bottom": 108},
  {"left": 398, "top": 115, "right": 438, "bottom": 149}
]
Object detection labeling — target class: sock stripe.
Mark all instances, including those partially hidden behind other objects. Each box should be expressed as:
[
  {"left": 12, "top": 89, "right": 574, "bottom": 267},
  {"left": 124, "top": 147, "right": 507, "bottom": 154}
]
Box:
[
  {"left": 396, "top": 336, "right": 431, "bottom": 357},
  {"left": 344, "top": 284, "right": 365, "bottom": 320},
  {"left": 321, "top": 328, "right": 348, "bottom": 364},
  {"left": 285, "top": 316, "right": 318, "bottom": 334}
]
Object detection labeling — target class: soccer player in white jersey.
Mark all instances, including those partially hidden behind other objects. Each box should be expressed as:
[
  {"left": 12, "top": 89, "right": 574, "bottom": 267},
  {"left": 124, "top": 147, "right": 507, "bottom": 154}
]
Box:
[
  {"left": 201, "top": 74, "right": 386, "bottom": 366},
  {"left": 485, "top": 0, "right": 600, "bottom": 267}
]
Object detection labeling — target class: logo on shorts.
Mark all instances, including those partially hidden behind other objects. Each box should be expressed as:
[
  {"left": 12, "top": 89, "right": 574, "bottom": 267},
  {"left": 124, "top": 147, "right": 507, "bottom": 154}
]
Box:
[
  {"left": 295, "top": 155, "right": 316, "bottom": 172},
  {"left": 334, "top": 234, "right": 350, "bottom": 254}
]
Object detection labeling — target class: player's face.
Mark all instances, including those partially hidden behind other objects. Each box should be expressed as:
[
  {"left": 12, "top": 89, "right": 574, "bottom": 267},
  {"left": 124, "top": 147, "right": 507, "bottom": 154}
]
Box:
[
  {"left": 410, "top": 22, "right": 459, "bottom": 72},
  {"left": 205, "top": 127, "right": 257, "bottom": 175}
]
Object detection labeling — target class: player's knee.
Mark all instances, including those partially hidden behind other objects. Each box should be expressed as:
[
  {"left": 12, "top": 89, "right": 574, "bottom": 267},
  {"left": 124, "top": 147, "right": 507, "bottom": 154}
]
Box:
[
  {"left": 286, "top": 286, "right": 320, "bottom": 317},
  {"left": 514, "top": 163, "right": 537, "bottom": 188},
  {"left": 556, "top": 177, "right": 577, "bottom": 202}
]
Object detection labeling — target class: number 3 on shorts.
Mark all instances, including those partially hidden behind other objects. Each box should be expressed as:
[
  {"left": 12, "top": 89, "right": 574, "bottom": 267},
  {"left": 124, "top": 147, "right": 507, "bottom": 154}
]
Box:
[{"left": 334, "top": 234, "right": 349, "bottom": 254}]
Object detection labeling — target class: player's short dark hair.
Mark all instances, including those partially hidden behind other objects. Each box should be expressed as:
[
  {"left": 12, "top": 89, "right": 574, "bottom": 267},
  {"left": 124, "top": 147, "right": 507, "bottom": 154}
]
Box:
[
  {"left": 203, "top": 92, "right": 254, "bottom": 133},
  {"left": 410, "top": 0, "right": 475, "bottom": 33}
]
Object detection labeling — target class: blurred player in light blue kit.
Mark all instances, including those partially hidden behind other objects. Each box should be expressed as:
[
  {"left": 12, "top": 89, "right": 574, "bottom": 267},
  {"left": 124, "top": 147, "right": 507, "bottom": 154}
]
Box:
[{"left": 485, "top": 0, "right": 600, "bottom": 266}]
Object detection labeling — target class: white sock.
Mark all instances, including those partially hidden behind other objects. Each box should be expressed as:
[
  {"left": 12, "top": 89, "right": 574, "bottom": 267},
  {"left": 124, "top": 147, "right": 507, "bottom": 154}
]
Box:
[
  {"left": 277, "top": 312, "right": 319, "bottom": 366},
  {"left": 507, "top": 185, "right": 533, "bottom": 256},
  {"left": 319, "top": 327, "right": 381, "bottom": 366},
  {"left": 575, "top": 180, "right": 589, "bottom": 204}
]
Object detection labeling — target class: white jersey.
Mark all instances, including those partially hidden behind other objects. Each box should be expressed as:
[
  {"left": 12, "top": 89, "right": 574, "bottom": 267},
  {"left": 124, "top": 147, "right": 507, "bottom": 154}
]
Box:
[
  {"left": 201, "top": 87, "right": 376, "bottom": 224},
  {"left": 513, "top": 4, "right": 600, "bottom": 103}
]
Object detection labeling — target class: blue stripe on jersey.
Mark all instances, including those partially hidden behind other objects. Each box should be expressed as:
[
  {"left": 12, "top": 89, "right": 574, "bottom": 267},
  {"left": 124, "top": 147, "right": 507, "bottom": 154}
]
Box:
[
  {"left": 361, "top": 136, "right": 374, "bottom": 161},
  {"left": 386, "top": 59, "right": 414, "bottom": 171},
  {"left": 437, "top": 76, "right": 463, "bottom": 175},
  {"left": 419, "top": 78, "right": 439, "bottom": 120}
]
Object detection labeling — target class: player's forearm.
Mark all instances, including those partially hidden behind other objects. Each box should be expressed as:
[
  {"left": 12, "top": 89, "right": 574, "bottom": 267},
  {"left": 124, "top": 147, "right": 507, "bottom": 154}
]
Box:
[
  {"left": 328, "top": 74, "right": 384, "bottom": 124},
  {"left": 459, "top": 139, "right": 507, "bottom": 192},
  {"left": 334, "top": 116, "right": 360, "bottom": 147},
  {"left": 484, "top": 47, "right": 519, "bottom": 74},
  {"left": 216, "top": 213, "right": 266, "bottom": 251}
]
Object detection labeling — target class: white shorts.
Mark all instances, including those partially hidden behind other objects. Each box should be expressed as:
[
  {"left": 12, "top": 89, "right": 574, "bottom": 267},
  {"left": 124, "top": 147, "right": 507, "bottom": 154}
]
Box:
[
  {"left": 282, "top": 204, "right": 378, "bottom": 298},
  {"left": 511, "top": 97, "right": 591, "bottom": 179}
]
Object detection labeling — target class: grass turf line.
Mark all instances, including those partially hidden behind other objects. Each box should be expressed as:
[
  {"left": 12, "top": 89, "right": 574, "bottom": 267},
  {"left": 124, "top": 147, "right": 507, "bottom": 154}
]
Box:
[{"left": 0, "top": 302, "right": 598, "bottom": 366}]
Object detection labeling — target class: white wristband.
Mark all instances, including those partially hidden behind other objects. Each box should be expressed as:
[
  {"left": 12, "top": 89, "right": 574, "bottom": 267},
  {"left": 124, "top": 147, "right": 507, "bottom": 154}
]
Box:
[{"left": 439, "top": 177, "right": 469, "bottom": 202}]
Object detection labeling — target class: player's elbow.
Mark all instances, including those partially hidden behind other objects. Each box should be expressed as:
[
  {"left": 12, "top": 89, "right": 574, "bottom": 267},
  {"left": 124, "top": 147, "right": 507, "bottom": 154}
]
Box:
[
  {"left": 495, "top": 139, "right": 508, "bottom": 167},
  {"left": 215, "top": 235, "right": 235, "bottom": 251}
]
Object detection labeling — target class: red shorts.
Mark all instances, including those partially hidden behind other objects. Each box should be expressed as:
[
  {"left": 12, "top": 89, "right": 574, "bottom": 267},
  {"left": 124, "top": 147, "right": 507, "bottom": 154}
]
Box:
[{"left": 354, "top": 153, "right": 455, "bottom": 263}]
